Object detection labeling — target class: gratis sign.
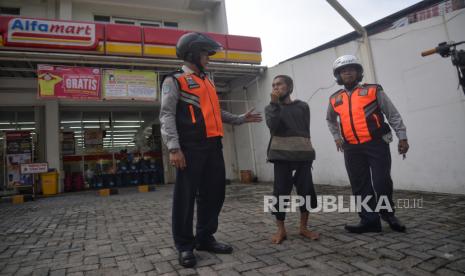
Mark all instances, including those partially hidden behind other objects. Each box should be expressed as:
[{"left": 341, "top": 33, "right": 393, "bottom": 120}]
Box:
[{"left": 37, "top": 64, "right": 101, "bottom": 100}]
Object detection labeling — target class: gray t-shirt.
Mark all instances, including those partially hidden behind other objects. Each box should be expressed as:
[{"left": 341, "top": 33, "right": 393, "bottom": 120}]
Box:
[{"left": 265, "top": 100, "right": 310, "bottom": 138}]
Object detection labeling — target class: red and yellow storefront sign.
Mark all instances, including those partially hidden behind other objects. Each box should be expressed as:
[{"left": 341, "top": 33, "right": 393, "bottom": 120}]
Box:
[{"left": 0, "top": 16, "right": 262, "bottom": 64}]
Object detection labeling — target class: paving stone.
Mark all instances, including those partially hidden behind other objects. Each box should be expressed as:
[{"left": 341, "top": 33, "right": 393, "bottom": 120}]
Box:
[
  {"left": 49, "top": 269, "right": 67, "bottom": 276},
  {"left": 215, "top": 269, "right": 241, "bottom": 276},
  {"left": 1, "top": 264, "right": 19, "bottom": 274},
  {"left": 154, "top": 261, "right": 174, "bottom": 274},
  {"left": 14, "top": 265, "right": 35, "bottom": 276},
  {"left": 83, "top": 256, "right": 99, "bottom": 265},
  {"left": 376, "top": 247, "right": 405, "bottom": 261},
  {"left": 178, "top": 268, "right": 197, "bottom": 275},
  {"left": 284, "top": 267, "right": 313, "bottom": 276},
  {"left": 67, "top": 264, "right": 100, "bottom": 273},
  {"left": 0, "top": 184, "right": 464, "bottom": 276},
  {"left": 242, "top": 270, "right": 265, "bottom": 276},
  {"left": 32, "top": 267, "right": 50, "bottom": 276},
  {"left": 352, "top": 261, "right": 384, "bottom": 275},
  {"left": 326, "top": 260, "right": 358, "bottom": 273},
  {"left": 436, "top": 268, "right": 465, "bottom": 276},
  {"left": 258, "top": 263, "right": 290, "bottom": 274},
  {"left": 279, "top": 256, "right": 306, "bottom": 268},
  {"left": 196, "top": 266, "right": 218, "bottom": 276},
  {"left": 400, "top": 248, "right": 434, "bottom": 260},
  {"left": 234, "top": 261, "right": 267, "bottom": 273},
  {"left": 387, "top": 242, "right": 412, "bottom": 250},
  {"left": 446, "top": 258, "right": 465, "bottom": 273},
  {"left": 420, "top": 259, "right": 450, "bottom": 272}
]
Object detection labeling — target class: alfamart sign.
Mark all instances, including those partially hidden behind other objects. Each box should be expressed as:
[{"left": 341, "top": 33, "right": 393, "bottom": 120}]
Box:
[{"left": 6, "top": 18, "right": 97, "bottom": 49}]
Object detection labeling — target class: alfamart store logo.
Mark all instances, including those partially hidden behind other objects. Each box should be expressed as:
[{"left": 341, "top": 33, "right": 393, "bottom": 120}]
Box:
[{"left": 7, "top": 18, "right": 96, "bottom": 48}]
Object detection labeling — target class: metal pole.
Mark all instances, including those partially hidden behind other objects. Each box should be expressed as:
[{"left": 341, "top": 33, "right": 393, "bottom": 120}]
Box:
[
  {"left": 243, "top": 78, "right": 258, "bottom": 178},
  {"left": 326, "top": 0, "right": 377, "bottom": 83}
]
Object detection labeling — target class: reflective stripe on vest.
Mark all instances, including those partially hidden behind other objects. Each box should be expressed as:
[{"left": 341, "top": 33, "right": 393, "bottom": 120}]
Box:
[
  {"left": 176, "top": 73, "right": 224, "bottom": 138},
  {"left": 331, "top": 85, "right": 379, "bottom": 144}
]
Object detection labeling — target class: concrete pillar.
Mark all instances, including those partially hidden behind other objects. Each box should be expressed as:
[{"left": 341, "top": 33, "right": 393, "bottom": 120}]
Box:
[
  {"left": 58, "top": 0, "right": 72, "bottom": 20},
  {"left": 34, "top": 106, "right": 46, "bottom": 163},
  {"left": 205, "top": 1, "right": 228, "bottom": 34},
  {"left": 45, "top": 101, "right": 62, "bottom": 192}
]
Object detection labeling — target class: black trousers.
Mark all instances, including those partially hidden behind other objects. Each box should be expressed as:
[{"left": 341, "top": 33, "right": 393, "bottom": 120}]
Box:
[
  {"left": 172, "top": 146, "right": 226, "bottom": 251},
  {"left": 272, "top": 161, "right": 317, "bottom": 221},
  {"left": 343, "top": 139, "right": 395, "bottom": 223}
]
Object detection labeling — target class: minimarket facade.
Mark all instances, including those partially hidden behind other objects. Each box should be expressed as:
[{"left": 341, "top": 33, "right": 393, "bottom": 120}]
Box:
[{"left": 0, "top": 15, "right": 264, "bottom": 194}]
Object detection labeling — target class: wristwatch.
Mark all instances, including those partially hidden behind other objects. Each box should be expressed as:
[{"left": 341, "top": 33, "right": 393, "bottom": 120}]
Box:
[{"left": 169, "top": 148, "right": 180, "bottom": 154}]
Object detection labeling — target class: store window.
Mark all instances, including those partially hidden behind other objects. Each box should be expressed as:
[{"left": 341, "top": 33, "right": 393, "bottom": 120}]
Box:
[
  {"left": 60, "top": 110, "right": 163, "bottom": 191},
  {"left": 0, "top": 7, "right": 20, "bottom": 15},
  {"left": 93, "top": 15, "right": 110, "bottom": 23},
  {"left": 140, "top": 21, "right": 162, "bottom": 28},
  {"left": 163, "top": 21, "right": 178, "bottom": 28},
  {"left": 0, "top": 109, "right": 37, "bottom": 191},
  {"left": 114, "top": 19, "right": 135, "bottom": 25},
  {"left": 94, "top": 15, "right": 176, "bottom": 28}
]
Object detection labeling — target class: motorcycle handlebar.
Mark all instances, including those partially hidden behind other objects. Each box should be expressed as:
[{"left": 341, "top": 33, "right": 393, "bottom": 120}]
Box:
[{"left": 421, "top": 48, "right": 437, "bottom": 57}]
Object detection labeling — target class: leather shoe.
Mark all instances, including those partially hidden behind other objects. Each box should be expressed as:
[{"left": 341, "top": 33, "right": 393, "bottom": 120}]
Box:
[
  {"left": 178, "top": 251, "right": 196, "bottom": 268},
  {"left": 196, "top": 241, "right": 233, "bottom": 254},
  {"left": 345, "top": 220, "right": 382, "bottom": 234},
  {"left": 382, "top": 215, "right": 406, "bottom": 232}
]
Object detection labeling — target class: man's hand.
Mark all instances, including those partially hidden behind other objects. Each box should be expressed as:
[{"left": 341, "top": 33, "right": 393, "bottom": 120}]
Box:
[
  {"left": 270, "top": 90, "right": 281, "bottom": 104},
  {"left": 335, "top": 139, "right": 344, "bottom": 152},
  {"left": 169, "top": 149, "right": 186, "bottom": 170},
  {"left": 244, "top": 108, "right": 262, "bottom": 123},
  {"left": 398, "top": 139, "right": 409, "bottom": 155}
]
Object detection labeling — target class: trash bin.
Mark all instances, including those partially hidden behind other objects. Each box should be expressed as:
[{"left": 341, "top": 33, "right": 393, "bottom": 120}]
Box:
[
  {"left": 41, "top": 171, "right": 59, "bottom": 195},
  {"left": 240, "top": 170, "right": 253, "bottom": 183}
]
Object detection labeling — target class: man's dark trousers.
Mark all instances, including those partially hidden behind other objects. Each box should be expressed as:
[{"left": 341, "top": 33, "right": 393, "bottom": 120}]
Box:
[
  {"left": 343, "top": 138, "right": 395, "bottom": 223},
  {"left": 172, "top": 143, "right": 226, "bottom": 251}
]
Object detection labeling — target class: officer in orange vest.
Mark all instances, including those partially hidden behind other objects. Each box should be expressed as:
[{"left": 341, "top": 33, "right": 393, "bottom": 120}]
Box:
[
  {"left": 159, "top": 32, "right": 262, "bottom": 267},
  {"left": 326, "top": 55, "right": 409, "bottom": 234}
]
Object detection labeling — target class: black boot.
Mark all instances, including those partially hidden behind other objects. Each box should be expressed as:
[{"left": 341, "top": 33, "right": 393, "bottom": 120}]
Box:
[
  {"left": 178, "top": 251, "right": 196, "bottom": 268},
  {"left": 381, "top": 215, "right": 406, "bottom": 232},
  {"left": 345, "top": 220, "right": 382, "bottom": 234},
  {"left": 196, "top": 241, "right": 233, "bottom": 254}
]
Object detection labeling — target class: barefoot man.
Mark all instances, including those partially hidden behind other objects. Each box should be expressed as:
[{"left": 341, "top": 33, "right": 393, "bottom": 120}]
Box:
[{"left": 265, "top": 75, "right": 320, "bottom": 244}]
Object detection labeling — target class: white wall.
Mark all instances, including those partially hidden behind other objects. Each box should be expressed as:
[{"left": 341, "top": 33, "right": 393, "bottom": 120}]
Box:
[
  {"left": 0, "top": 0, "right": 221, "bottom": 32},
  {"left": 232, "top": 9, "right": 465, "bottom": 194},
  {"left": 0, "top": 0, "right": 48, "bottom": 18},
  {"left": 205, "top": 0, "right": 228, "bottom": 34},
  {"left": 71, "top": 2, "right": 206, "bottom": 31}
]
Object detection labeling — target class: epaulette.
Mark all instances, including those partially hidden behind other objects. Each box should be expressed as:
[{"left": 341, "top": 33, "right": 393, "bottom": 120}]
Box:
[
  {"left": 162, "top": 69, "right": 184, "bottom": 83},
  {"left": 361, "top": 83, "right": 383, "bottom": 90},
  {"left": 329, "top": 88, "right": 344, "bottom": 99}
]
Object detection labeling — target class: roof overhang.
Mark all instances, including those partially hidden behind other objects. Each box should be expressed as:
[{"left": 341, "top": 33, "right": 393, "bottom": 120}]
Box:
[{"left": 0, "top": 50, "right": 266, "bottom": 90}]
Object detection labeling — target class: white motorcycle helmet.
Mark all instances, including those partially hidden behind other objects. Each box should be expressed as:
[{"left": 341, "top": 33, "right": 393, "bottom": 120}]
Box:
[{"left": 332, "top": 55, "right": 364, "bottom": 85}]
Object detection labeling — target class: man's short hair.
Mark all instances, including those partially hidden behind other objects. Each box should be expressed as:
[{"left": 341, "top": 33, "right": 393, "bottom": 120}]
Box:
[{"left": 273, "top": 75, "right": 294, "bottom": 93}]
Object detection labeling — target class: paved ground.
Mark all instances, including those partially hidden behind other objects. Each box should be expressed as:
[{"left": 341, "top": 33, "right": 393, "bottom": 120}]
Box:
[{"left": 0, "top": 183, "right": 464, "bottom": 276}]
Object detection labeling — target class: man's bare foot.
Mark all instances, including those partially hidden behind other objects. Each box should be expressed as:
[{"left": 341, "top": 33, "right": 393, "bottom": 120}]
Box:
[
  {"left": 300, "top": 228, "right": 320, "bottom": 240},
  {"left": 271, "top": 230, "right": 287, "bottom": 244}
]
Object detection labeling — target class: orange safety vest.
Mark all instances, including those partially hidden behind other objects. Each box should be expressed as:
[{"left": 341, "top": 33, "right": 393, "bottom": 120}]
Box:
[
  {"left": 174, "top": 72, "right": 224, "bottom": 143},
  {"left": 330, "top": 84, "right": 389, "bottom": 144}
]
